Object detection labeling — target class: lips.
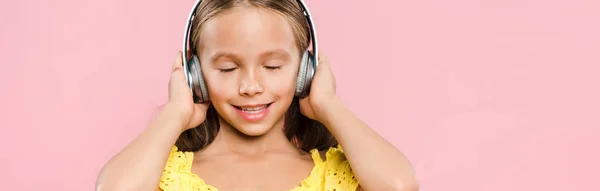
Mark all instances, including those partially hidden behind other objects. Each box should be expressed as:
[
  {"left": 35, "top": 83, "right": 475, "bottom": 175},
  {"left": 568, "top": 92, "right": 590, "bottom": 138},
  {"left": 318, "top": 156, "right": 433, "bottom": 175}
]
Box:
[{"left": 232, "top": 102, "right": 273, "bottom": 122}]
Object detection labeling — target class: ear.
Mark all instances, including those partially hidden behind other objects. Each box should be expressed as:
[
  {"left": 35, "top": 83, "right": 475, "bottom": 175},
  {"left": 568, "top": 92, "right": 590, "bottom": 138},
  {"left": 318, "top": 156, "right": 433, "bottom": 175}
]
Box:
[{"left": 306, "top": 40, "right": 314, "bottom": 54}]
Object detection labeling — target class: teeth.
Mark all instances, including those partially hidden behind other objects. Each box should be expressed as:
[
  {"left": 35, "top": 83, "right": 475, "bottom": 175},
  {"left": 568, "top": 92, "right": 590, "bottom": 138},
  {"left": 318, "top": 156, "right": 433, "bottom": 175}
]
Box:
[{"left": 240, "top": 105, "right": 266, "bottom": 111}]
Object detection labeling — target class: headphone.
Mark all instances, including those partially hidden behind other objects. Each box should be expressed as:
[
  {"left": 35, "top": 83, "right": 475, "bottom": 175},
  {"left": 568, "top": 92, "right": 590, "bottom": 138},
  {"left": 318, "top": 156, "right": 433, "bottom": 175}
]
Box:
[{"left": 182, "top": 0, "right": 319, "bottom": 103}]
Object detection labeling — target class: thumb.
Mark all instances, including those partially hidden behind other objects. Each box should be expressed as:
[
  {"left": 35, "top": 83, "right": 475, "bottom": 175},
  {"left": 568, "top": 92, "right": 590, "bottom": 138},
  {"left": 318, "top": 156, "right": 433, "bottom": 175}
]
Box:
[{"left": 186, "top": 102, "right": 211, "bottom": 129}]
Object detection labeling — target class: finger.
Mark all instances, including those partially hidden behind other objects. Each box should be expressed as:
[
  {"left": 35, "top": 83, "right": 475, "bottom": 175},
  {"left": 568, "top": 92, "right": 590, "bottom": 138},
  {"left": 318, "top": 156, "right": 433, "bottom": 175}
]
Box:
[
  {"left": 169, "top": 51, "right": 188, "bottom": 102},
  {"left": 317, "top": 51, "right": 330, "bottom": 69},
  {"left": 318, "top": 50, "right": 327, "bottom": 62},
  {"left": 186, "top": 103, "right": 211, "bottom": 128},
  {"left": 316, "top": 52, "right": 330, "bottom": 71},
  {"left": 172, "top": 51, "right": 183, "bottom": 72}
]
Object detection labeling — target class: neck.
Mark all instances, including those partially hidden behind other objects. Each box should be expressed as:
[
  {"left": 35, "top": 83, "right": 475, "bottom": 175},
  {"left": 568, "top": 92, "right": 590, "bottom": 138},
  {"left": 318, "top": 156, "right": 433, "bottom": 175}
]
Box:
[{"left": 204, "top": 116, "right": 301, "bottom": 157}]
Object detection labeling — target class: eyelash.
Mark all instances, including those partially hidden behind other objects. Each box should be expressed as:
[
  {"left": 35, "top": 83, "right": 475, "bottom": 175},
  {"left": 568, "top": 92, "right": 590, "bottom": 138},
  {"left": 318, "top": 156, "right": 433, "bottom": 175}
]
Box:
[
  {"left": 265, "top": 66, "right": 281, "bottom": 70},
  {"left": 219, "top": 68, "right": 236, "bottom": 73},
  {"left": 218, "top": 66, "right": 281, "bottom": 73}
]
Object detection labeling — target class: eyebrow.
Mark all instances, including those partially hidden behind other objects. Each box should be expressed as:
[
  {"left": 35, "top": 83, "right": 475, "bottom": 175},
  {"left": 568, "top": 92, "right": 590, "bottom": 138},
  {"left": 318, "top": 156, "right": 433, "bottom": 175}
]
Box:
[
  {"left": 209, "top": 52, "right": 240, "bottom": 63},
  {"left": 209, "top": 49, "right": 292, "bottom": 63},
  {"left": 258, "top": 49, "right": 291, "bottom": 60}
]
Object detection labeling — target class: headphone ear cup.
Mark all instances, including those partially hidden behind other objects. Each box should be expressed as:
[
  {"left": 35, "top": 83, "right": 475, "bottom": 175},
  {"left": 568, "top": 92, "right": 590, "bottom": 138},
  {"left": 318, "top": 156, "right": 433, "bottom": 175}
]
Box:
[
  {"left": 189, "top": 55, "right": 210, "bottom": 102},
  {"left": 295, "top": 51, "right": 315, "bottom": 98}
]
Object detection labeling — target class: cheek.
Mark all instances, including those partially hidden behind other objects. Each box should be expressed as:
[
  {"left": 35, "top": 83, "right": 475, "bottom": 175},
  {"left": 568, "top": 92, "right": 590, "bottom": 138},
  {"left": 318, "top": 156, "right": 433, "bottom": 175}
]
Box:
[
  {"left": 264, "top": 69, "right": 298, "bottom": 97},
  {"left": 203, "top": 71, "right": 237, "bottom": 100}
]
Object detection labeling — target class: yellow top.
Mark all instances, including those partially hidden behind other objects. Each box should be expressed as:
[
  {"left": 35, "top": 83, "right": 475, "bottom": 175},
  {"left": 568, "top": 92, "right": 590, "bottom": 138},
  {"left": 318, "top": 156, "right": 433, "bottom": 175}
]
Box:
[{"left": 159, "top": 145, "right": 359, "bottom": 191}]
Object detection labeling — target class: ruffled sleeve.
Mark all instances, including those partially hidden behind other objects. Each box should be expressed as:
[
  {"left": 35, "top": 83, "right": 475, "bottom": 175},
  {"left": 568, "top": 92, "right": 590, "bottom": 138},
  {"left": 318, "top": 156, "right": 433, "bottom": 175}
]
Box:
[
  {"left": 322, "top": 145, "right": 360, "bottom": 190},
  {"left": 158, "top": 146, "right": 216, "bottom": 191},
  {"left": 295, "top": 145, "right": 360, "bottom": 191}
]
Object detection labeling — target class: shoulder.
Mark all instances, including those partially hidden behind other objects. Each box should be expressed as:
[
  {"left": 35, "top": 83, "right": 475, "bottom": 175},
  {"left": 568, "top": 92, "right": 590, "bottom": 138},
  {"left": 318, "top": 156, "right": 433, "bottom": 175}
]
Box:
[{"left": 306, "top": 145, "right": 360, "bottom": 190}]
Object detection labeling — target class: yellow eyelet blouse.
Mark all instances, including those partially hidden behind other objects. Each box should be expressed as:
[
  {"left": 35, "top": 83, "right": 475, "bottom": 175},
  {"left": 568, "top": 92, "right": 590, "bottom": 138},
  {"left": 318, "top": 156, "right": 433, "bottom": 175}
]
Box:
[{"left": 159, "top": 145, "right": 359, "bottom": 191}]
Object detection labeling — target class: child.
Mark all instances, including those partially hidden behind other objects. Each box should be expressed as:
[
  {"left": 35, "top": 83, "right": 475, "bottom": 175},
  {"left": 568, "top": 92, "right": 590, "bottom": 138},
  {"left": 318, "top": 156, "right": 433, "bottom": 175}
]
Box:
[{"left": 96, "top": 0, "right": 418, "bottom": 190}]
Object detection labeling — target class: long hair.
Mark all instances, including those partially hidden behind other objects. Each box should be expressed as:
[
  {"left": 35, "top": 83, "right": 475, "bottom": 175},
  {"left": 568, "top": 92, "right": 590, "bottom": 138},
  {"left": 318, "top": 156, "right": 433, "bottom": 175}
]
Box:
[{"left": 175, "top": 0, "right": 337, "bottom": 153}]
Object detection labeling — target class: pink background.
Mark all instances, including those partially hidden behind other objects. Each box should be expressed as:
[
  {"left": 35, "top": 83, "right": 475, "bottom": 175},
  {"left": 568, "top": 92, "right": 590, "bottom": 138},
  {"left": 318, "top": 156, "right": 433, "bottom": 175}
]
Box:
[{"left": 1, "top": 0, "right": 599, "bottom": 190}]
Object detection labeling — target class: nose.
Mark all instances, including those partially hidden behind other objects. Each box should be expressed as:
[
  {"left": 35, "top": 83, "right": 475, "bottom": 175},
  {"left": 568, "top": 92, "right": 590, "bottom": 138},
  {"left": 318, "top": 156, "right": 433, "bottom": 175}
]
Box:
[{"left": 239, "top": 70, "right": 264, "bottom": 97}]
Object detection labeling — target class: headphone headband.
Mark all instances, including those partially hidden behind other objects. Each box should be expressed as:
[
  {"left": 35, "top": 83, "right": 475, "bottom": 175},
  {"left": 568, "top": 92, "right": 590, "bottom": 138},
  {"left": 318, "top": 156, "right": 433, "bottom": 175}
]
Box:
[{"left": 181, "top": 0, "right": 318, "bottom": 94}]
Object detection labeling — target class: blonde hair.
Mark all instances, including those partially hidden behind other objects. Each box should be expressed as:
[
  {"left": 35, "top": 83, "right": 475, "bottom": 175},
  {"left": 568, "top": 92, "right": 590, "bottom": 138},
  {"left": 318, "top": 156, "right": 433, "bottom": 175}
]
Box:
[{"left": 175, "top": 0, "right": 337, "bottom": 152}]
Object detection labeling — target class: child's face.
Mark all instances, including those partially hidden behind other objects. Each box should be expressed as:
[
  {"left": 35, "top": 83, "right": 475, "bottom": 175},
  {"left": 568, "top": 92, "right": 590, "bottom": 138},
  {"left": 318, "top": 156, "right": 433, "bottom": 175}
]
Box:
[{"left": 198, "top": 7, "right": 300, "bottom": 136}]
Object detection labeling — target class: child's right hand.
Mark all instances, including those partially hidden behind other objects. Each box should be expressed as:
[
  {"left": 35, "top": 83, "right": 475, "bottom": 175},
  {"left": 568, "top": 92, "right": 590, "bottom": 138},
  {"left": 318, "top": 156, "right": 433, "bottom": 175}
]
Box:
[{"left": 167, "top": 51, "right": 210, "bottom": 131}]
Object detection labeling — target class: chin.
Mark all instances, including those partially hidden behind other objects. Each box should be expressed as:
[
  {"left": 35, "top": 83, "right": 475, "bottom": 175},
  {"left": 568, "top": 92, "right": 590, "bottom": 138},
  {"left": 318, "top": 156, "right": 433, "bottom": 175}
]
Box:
[{"left": 234, "top": 123, "right": 275, "bottom": 137}]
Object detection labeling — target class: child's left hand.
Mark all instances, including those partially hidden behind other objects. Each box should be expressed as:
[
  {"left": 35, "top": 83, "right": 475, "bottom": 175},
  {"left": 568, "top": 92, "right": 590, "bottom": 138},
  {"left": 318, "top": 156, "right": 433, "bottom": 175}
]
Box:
[{"left": 299, "top": 51, "right": 339, "bottom": 123}]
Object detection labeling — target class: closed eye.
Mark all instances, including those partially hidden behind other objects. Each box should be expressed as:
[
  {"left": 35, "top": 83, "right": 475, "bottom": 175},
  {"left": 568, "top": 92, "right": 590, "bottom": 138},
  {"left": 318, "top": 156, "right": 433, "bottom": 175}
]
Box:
[
  {"left": 264, "top": 66, "right": 281, "bottom": 70},
  {"left": 219, "top": 68, "right": 237, "bottom": 73}
]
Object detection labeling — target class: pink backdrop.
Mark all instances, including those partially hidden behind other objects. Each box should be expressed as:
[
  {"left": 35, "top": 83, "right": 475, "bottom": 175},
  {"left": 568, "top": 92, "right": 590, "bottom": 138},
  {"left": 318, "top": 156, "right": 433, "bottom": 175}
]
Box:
[{"left": 1, "top": 0, "right": 599, "bottom": 190}]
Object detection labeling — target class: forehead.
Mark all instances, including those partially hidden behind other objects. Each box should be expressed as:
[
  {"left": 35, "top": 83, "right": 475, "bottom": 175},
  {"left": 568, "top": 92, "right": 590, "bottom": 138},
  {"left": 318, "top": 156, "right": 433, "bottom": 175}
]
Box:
[{"left": 198, "top": 7, "right": 298, "bottom": 58}]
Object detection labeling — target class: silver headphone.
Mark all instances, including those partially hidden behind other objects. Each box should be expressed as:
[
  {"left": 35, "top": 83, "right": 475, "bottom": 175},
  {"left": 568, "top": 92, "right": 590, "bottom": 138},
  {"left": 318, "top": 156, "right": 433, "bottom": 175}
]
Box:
[{"left": 182, "top": 0, "right": 319, "bottom": 103}]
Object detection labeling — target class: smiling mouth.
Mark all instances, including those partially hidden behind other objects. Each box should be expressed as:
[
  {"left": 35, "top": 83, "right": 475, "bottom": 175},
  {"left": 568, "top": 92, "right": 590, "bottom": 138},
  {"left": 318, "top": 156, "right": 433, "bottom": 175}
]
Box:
[{"left": 232, "top": 103, "right": 274, "bottom": 114}]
